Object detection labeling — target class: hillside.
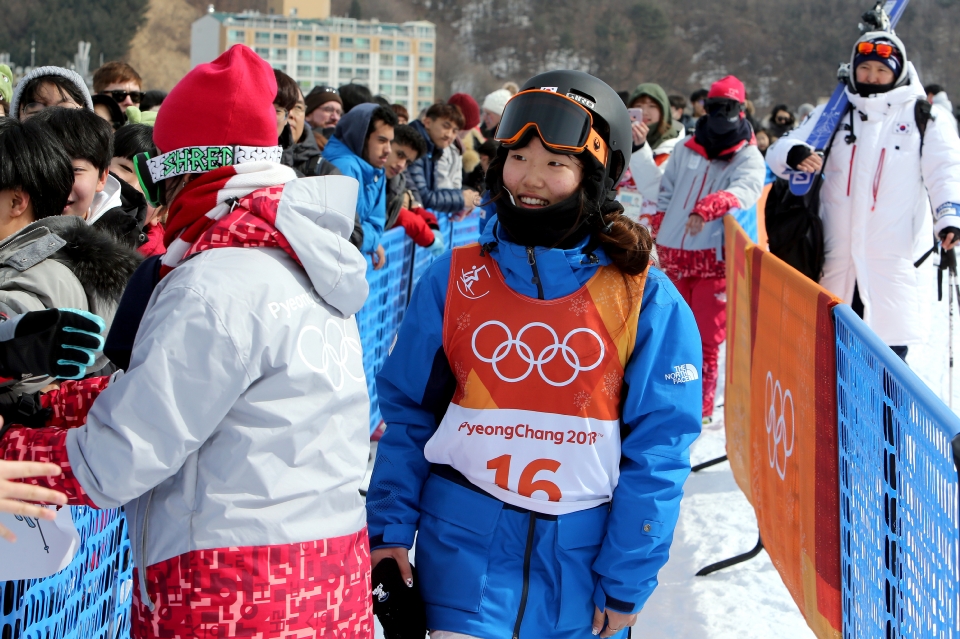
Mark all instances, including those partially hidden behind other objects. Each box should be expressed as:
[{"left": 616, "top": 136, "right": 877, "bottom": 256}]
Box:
[{"left": 3, "top": 0, "right": 960, "bottom": 107}]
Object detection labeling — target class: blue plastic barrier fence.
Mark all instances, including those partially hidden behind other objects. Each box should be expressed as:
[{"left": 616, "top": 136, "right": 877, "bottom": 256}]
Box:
[
  {"left": 732, "top": 205, "right": 758, "bottom": 244},
  {"left": 835, "top": 304, "right": 960, "bottom": 639},
  {"left": 0, "top": 506, "right": 132, "bottom": 639}
]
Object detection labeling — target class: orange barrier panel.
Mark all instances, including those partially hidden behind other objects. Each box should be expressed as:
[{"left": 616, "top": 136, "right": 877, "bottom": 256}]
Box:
[{"left": 723, "top": 216, "right": 842, "bottom": 638}]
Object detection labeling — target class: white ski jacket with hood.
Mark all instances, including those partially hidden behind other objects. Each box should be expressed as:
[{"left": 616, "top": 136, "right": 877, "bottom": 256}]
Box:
[
  {"left": 767, "top": 63, "right": 960, "bottom": 346},
  {"left": 63, "top": 175, "right": 371, "bottom": 603}
]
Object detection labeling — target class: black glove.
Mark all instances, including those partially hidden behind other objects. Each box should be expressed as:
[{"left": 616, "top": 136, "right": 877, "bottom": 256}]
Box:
[
  {"left": 940, "top": 226, "right": 960, "bottom": 243},
  {"left": 371, "top": 558, "right": 427, "bottom": 639},
  {"left": 786, "top": 145, "right": 814, "bottom": 170},
  {"left": 0, "top": 391, "right": 51, "bottom": 441},
  {"left": 0, "top": 308, "right": 105, "bottom": 380}
]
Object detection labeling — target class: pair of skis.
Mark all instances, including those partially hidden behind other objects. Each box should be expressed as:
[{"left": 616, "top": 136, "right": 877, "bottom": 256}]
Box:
[{"left": 786, "top": 0, "right": 911, "bottom": 196}]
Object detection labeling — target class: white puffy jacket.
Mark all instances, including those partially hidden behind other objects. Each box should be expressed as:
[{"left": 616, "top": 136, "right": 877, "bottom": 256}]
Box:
[
  {"left": 767, "top": 64, "right": 960, "bottom": 346},
  {"left": 617, "top": 129, "right": 684, "bottom": 224}
]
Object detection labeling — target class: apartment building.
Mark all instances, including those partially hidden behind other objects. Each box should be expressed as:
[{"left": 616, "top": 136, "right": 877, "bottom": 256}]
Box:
[{"left": 191, "top": 1, "right": 437, "bottom": 111}]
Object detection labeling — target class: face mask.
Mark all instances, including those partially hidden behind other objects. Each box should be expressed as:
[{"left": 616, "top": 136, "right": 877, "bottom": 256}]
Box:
[
  {"left": 495, "top": 189, "right": 591, "bottom": 249},
  {"left": 706, "top": 111, "right": 741, "bottom": 136},
  {"left": 854, "top": 81, "right": 895, "bottom": 97}
]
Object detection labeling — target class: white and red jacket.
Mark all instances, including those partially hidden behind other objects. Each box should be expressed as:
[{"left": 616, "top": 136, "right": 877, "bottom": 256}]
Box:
[{"left": 2, "top": 170, "right": 375, "bottom": 638}]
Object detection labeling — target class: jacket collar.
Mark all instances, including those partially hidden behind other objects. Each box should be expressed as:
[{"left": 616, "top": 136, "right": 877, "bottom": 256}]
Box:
[
  {"left": 684, "top": 131, "right": 755, "bottom": 160},
  {"left": 410, "top": 120, "right": 441, "bottom": 160},
  {"left": 323, "top": 135, "right": 383, "bottom": 182},
  {"left": 478, "top": 214, "right": 610, "bottom": 299},
  {"left": 88, "top": 174, "right": 124, "bottom": 226}
]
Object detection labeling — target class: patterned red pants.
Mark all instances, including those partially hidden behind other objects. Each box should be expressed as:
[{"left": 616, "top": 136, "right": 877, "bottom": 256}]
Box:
[{"left": 131, "top": 529, "right": 373, "bottom": 638}]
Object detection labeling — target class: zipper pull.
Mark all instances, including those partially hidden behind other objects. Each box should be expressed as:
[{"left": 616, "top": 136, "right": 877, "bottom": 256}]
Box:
[{"left": 526, "top": 247, "right": 540, "bottom": 284}]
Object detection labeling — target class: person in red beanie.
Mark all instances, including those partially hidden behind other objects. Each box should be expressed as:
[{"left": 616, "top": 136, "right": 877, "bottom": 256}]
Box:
[
  {"left": 447, "top": 92, "right": 487, "bottom": 184},
  {"left": 0, "top": 44, "right": 374, "bottom": 638},
  {"left": 650, "top": 75, "right": 765, "bottom": 423}
]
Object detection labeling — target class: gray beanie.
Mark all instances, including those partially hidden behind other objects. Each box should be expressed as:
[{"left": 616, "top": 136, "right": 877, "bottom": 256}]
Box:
[{"left": 10, "top": 66, "right": 93, "bottom": 120}]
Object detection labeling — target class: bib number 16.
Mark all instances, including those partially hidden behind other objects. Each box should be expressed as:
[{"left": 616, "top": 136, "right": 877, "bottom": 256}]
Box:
[{"left": 487, "top": 454, "right": 562, "bottom": 501}]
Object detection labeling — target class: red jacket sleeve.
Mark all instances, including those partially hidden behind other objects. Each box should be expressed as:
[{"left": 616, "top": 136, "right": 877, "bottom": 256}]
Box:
[
  {"left": 396, "top": 207, "right": 436, "bottom": 247},
  {"left": 649, "top": 211, "right": 665, "bottom": 239},
  {"left": 413, "top": 207, "right": 439, "bottom": 229},
  {"left": 41, "top": 376, "right": 112, "bottom": 429},
  {"left": 691, "top": 190, "right": 740, "bottom": 222},
  {"left": 1, "top": 427, "right": 96, "bottom": 506}
]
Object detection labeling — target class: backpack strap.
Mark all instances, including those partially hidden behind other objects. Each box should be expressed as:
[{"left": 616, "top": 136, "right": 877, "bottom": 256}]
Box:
[{"left": 915, "top": 99, "right": 934, "bottom": 154}]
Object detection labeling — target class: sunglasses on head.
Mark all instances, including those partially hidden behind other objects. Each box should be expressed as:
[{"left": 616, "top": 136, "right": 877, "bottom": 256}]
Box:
[
  {"left": 857, "top": 42, "right": 895, "bottom": 58},
  {"left": 100, "top": 90, "right": 144, "bottom": 104}
]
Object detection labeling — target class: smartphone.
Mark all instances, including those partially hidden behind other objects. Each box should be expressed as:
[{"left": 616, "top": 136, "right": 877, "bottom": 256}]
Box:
[{"left": 628, "top": 108, "right": 644, "bottom": 123}]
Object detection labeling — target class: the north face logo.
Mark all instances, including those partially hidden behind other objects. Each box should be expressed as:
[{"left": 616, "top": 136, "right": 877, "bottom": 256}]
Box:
[{"left": 665, "top": 364, "right": 699, "bottom": 384}]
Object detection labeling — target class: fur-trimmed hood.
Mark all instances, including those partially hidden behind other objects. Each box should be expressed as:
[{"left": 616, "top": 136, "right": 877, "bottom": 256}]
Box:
[{"left": 38, "top": 216, "right": 142, "bottom": 306}]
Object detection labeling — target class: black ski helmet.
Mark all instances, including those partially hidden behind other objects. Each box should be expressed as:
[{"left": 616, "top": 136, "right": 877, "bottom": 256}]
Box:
[{"left": 515, "top": 70, "right": 632, "bottom": 184}]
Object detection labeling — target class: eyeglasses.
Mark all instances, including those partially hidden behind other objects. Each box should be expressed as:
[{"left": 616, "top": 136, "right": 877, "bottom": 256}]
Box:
[
  {"left": 275, "top": 105, "right": 289, "bottom": 119},
  {"left": 857, "top": 42, "right": 895, "bottom": 58},
  {"left": 100, "top": 90, "right": 144, "bottom": 104},
  {"left": 495, "top": 90, "right": 609, "bottom": 166}
]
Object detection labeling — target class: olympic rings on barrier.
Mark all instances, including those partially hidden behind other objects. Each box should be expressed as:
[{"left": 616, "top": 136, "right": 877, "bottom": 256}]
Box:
[
  {"left": 471, "top": 320, "right": 605, "bottom": 387},
  {"left": 765, "top": 371, "right": 795, "bottom": 480},
  {"left": 298, "top": 319, "right": 365, "bottom": 391}
]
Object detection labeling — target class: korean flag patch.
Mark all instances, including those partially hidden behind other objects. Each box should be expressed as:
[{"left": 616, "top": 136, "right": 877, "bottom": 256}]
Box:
[{"left": 894, "top": 121, "right": 913, "bottom": 135}]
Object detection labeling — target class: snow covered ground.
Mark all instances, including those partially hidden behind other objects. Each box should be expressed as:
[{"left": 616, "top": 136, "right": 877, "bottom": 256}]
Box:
[{"left": 368, "top": 259, "right": 958, "bottom": 638}]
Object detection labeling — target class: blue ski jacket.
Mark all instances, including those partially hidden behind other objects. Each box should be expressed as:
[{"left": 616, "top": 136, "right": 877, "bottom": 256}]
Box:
[
  {"left": 322, "top": 104, "right": 386, "bottom": 253},
  {"left": 405, "top": 119, "right": 466, "bottom": 214},
  {"left": 367, "top": 217, "right": 702, "bottom": 637}
]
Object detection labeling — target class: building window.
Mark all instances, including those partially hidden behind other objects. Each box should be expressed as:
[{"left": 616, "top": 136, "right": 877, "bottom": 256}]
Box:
[
  {"left": 380, "top": 39, "right": 394, "bottom": 52},
  {"left": 255, "top": 32, "right": 271, "bottom": 45},
  {"left": 228, "top": 30, "right": 245, "bottom": 44},
  {"left": 394, "top": 99, "right": 408, "bottom": 108},
  {"left": 395, "top": 55, "right": 410, "bottom": 67},
  {"left": 417, "top": 71, "right": 433, "bottom": 83},
  {"left": 340, "top": 37, "right": 354, "bottom": 48},
  {"left": 396, "top": 40, "right": 410, "bottom": 52},
  {"left": 339, "top": 67, "right": 353, "bottom": 80},
  {"left": 356, "top": 53, "right": 370, "bottom": 65},
  {"left": 394, "top": 85, "right": 409, "bottom": 97},
  {"left": 273, "top": 48, "right": 287, "bottom": 59},
  {"left": 298, "top": 34, "right": 312, "bottom": 46},
  {"left": 379, "top": 69, "right": 393, "bottom": 81},
  {"left": 418, "top": 100, "right": 432, "bottom": 111},
  {"left": 416, "top": 27, "right": 433, "bottom": 38},
  {"left": 380, "top": 54, "right": 393, "bottom": 66},
  {"left": 297, "top": 50, "right": 312, "bottom": 62},
  {"left": 340, "top": 51, "right": 354, "bottom": 63},
  {"left": 379, "top": 83, "right": 393, "bottom": 94},
  {"left": 273, "top": 63, "right": 288, "bottom": 72},
  {"left": 418, "top": 56, "right": 433, "bottom": 68},
  {"left": 273, "top": 33, "right": 288, "bottom": 45},
  {"left": 315, "top": 51, "right": 329, "bottom": 63},
  {"left": 315, "top": 35, "right": 330, "bottom": 47},
  {"left": 356, "top": 38, "right": 371, "bottom": 50},
  {"left": 297, "top": 65, "right": 312, "bottom": 76},
  {"left": 396, "top": 70, "right": 410, "bottom": 82},
  {"left": 418, "top": 86, "right": 433, "bottom": 98},
  {"left": 255, "top": 47, "right": 270, "bottom": 58},
  {"left": 315, "top": 65, "right": 329, "bottom": 77},
  {"left": 299, "top": 80, "right": 312, "bottom": 90},
  {"left": 355, "top": 68, "right": 370, "bottom": 80},
  {"left": 420, "top": 41, "right": 434, "bottom": 53}
]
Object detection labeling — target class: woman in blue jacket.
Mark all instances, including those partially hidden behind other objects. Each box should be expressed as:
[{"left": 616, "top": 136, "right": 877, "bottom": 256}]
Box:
[{"left": 367, "top": 70, "right": 703, "bottom": 639}]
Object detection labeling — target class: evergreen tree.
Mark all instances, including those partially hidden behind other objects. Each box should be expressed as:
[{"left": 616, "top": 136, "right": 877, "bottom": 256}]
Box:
[{"left": 349, "top": 0, "right": 362, "bottom": 19}]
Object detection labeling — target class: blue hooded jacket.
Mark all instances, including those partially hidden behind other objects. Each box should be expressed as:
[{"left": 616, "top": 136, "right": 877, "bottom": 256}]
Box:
[
  {"left": 405, "top": 119, "right": 465, "bottom": 213},
  {"left": 322, "top": 103, "right": 386, "bottom": 253},
  {"left": 367, "top": 217, "right": 703, "bottom": 637}
]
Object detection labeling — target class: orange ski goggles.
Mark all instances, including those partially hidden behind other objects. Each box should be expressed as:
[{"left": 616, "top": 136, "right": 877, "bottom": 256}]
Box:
[
  {"left": 494, "top": 90, "right": 610, "bottom": 166},
  {"left": 857, "top": 41, "right": 895, "bottom": 58}
]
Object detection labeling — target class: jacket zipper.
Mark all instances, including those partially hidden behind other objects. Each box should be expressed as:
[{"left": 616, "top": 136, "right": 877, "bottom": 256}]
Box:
[
  {"left": 512, "top": 513, "right": 537, "bottom": 639},
  {"left": 846, "top": 145, "right": 857, "bottom": 197},
  {"left": 526, "top": 247, "right": 544, "bottom": 300},
  {"left": 871, "top": 148, "right": 886, "bottom": 211}
]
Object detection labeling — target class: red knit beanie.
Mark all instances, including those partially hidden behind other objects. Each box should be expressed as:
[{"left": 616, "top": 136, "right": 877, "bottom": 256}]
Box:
[
  {"left": 448, "top": 93, "right": 480, "bottom": 130},
  {"left": 154, "top": 45, "right": 278, "bottom": 153},
  {"left": 707, "top": 76, "right": 746, "bottom": 104}
]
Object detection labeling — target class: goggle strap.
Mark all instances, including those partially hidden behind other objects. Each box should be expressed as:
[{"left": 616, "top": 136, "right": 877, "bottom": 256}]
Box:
[{"left": 144, "top": 145, "right": 283, "bottom": 183}]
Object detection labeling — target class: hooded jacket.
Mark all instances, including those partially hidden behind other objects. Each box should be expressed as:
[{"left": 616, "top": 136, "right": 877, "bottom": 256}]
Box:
[
  {"left": 323, "top": 103, "right": 387, "bottom": 253},
  {"left": 618, "top": 83, "right": 686, "bottom": 225},
  {"left": 0, "top": 216, "right": 141, "bottom": 395},
  {"left": 406, "top": 119, "right": 466, "bottom": 213},
  {"left": 367, "top": 217, "right": 702, "bottom": 636},
  {"left": 767, "top": 63, "right": 960, "bottom": 346}
]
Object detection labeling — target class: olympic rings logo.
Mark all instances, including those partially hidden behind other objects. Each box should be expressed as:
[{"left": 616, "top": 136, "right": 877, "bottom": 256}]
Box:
[
  {"left": 765, "top": 371, "right": 795, "bottom": 481},
  {"left": 471, "top": 321, "right": 604, "bottom": 387},
  {"left": 297, "top": 319, "right": 365, "bottom": 391}
]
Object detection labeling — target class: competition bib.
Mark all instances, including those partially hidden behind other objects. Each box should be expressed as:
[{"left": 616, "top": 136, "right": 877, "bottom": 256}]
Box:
[{"left": 424, "top": 246, "right": 647, "bottom": 515}]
